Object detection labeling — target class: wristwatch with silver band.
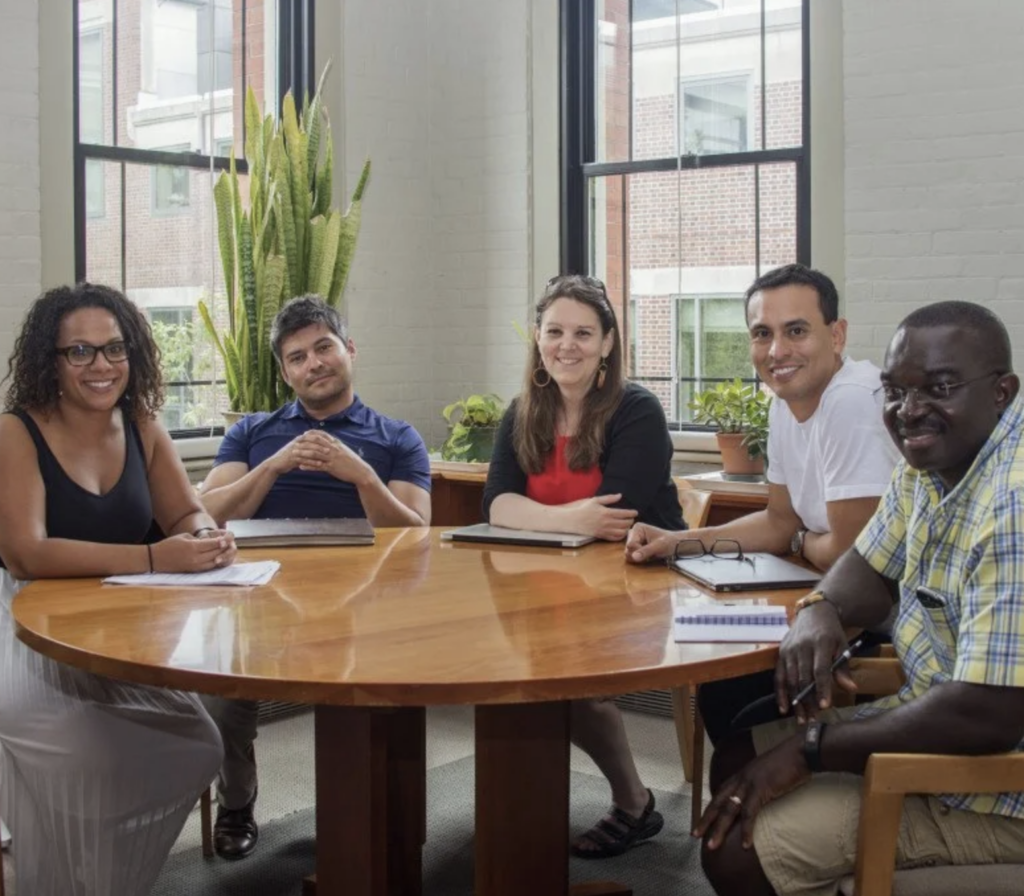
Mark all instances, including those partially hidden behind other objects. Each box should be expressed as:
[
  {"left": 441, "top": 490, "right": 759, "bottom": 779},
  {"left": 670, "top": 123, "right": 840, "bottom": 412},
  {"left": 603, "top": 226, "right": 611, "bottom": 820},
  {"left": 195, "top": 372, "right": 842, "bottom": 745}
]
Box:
[{"left": 790, "top": 527, "right": 808, "bottom": 558}]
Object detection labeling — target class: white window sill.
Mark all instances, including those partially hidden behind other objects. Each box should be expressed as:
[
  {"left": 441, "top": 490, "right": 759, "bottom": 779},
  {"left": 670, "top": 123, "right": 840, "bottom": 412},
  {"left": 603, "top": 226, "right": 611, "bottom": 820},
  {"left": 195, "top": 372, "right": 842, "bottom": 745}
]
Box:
[
  {"left": 671, "top": 430, "right": 721, "bottom": 463},
  {"left": 173, "top": 433, "right": 720, "bottom": 470},
  {"left": 175, "top": 435, "right": 223, "bottom": 461}
]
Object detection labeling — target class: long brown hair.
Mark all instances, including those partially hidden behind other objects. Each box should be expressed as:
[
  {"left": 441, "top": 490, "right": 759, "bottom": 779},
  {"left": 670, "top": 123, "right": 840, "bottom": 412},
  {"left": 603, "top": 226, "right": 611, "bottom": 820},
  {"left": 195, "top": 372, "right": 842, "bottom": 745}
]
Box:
[{"left": 513, "top": 275, "right": 624, "bottom": 473}]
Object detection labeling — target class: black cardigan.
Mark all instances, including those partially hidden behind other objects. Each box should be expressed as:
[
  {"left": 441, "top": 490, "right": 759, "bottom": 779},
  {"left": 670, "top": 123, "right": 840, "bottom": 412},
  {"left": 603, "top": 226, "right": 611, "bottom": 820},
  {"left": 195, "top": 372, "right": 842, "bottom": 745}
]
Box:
[{"left": 482, "top": 381, "right": 686, "bottom": 531}]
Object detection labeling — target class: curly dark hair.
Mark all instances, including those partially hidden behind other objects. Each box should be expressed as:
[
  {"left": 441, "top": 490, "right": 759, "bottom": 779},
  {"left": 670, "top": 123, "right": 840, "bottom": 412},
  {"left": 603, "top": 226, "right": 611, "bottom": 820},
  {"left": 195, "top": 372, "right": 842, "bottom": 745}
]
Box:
[{"left": 3, "top": 282, "right": 164, "bottom": 419}]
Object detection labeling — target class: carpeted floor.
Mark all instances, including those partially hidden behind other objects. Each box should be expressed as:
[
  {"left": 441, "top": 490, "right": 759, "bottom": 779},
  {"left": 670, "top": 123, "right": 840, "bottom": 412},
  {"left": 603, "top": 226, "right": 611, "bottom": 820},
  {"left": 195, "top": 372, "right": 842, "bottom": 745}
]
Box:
[
  {"left": 152, "top": 754, "right": 712, "bottom": 896},
  {"left": 2, "top": 706, "right": 712, "bottom": 895}
]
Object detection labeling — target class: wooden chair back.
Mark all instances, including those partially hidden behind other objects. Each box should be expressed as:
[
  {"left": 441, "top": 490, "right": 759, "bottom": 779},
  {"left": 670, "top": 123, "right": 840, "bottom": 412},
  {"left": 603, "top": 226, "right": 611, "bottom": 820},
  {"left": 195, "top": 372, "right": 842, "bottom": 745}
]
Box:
[{"left": 674, "top": 478, "right": 712, "bottom": 530}]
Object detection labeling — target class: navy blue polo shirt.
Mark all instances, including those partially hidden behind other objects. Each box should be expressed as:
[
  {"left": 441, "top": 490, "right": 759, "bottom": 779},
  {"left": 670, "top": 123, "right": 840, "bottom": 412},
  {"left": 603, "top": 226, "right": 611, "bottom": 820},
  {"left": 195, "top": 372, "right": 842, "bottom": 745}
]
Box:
[{"left": 214, "top": 397, "right": 431, "bottom": 519}]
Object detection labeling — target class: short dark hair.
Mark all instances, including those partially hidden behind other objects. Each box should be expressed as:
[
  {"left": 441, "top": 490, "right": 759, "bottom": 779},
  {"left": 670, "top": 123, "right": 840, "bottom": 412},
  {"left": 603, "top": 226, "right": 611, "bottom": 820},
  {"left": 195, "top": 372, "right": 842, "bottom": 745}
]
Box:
[
  {"left": 270, "top": 294, "right": 349, "bottom": 361},
  {"left": 3, "top": 282, "right": 164, "bottom": 419},
  {"left": 744, "top": 263, "right": 840, "bottom": 325},
  {"left": 897, "top": 301, "right": 1013, "bottom": 372}
]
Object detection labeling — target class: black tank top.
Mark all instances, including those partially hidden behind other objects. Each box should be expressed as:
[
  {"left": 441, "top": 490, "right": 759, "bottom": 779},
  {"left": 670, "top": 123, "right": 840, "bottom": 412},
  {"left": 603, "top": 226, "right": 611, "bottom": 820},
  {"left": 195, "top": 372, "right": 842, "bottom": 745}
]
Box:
[{"left": 8, "top": 410, "right": 154, "bottom": 554}]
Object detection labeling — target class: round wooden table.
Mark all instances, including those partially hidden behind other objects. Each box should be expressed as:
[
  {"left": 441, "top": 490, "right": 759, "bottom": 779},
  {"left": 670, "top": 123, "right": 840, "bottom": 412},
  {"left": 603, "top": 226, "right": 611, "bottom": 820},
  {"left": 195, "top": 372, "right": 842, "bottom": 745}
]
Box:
[{"left": 12, "top": 528, "right": 805, "bottom": 896}]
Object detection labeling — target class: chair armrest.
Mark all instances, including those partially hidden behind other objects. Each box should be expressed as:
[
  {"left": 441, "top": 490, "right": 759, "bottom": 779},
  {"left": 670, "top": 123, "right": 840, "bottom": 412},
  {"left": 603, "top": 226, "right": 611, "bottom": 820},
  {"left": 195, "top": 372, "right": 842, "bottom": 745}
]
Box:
[
  {"left": 849, "top": 657, "right": 905, "bottom": 697},
  {"left": 853, "top": 751, "right": 1024, "bottom": 896},
  {"left": 865, "top": 751, "right": 1024, "bottom": 795}
]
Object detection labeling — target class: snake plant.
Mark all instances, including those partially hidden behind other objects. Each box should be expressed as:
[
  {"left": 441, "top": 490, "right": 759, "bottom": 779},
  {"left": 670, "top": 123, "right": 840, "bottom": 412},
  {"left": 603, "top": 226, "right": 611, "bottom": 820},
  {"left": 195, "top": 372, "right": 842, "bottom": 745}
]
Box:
[{"left": 199, "top": 64, "right": 370, "bottom": 413}]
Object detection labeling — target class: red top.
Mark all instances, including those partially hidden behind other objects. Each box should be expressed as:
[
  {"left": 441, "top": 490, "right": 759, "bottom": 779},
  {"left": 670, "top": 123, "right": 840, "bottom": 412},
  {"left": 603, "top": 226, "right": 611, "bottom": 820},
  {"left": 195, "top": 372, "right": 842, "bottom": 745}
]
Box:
[{"left": 526, "top": 436, "right": 603, "bottom": 506}]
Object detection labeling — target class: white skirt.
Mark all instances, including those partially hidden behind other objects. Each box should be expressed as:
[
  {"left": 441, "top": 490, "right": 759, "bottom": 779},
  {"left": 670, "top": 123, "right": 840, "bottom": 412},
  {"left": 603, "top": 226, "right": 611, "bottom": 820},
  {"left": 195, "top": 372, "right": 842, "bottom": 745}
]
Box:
[{"left": 0, "top": 571, "right": 223, "bottom": 896}]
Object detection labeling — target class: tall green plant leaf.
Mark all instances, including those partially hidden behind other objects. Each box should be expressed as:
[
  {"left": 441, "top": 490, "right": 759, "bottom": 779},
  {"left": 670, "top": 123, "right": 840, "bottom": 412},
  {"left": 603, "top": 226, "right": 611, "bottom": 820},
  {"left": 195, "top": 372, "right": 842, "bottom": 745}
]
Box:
[
  {"left": 313, "top": 137, "right": 333, "bottom": 218},
  {"left": 212, "top": 173, "right": 236, "bottom": 329},
  {"left": 238, "top": 213, "right": 259, "bottom": 369},
  {"left": 315, "top": 212, "right": 341, "bottom": 299},
  {"left": 282, "top": 93, "right": 309, "bottom": 292}
]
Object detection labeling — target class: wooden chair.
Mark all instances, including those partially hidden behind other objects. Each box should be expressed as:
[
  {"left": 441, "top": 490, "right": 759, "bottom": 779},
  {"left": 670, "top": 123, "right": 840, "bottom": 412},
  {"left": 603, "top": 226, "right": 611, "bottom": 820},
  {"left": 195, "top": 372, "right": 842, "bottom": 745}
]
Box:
[
  {"left": 836, "top": 657, "right": 1024, "bottom": 895},
  {"left": 669, "top": 480, "right": 713, "bottom": 826}
]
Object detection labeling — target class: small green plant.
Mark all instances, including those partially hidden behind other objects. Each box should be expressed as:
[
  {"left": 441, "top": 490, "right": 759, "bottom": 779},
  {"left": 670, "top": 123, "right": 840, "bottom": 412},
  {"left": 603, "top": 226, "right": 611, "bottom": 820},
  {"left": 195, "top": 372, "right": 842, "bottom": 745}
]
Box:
[
  {"left": 689, "top": 379, "right": 772, "bottom": 461},
  {"left": 440, "top": 393, "right": 506, "bottom": 462}
]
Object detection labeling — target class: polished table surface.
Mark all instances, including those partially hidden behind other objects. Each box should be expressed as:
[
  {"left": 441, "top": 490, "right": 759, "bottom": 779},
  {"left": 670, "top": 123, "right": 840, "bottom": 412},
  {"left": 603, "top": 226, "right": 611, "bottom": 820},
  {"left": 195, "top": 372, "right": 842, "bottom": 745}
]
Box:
[
  {"left": 13, "top": 528, "right": 801, "bottom": 705},
  {"left": 12, "top": 530, "right": 808, "bottom": 896}
]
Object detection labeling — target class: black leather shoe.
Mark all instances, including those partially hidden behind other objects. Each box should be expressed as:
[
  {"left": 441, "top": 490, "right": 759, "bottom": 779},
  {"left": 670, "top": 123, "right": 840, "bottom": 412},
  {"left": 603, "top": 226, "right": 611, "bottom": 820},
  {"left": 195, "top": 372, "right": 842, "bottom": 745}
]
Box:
[{"left": 214, "top": 795, "right": 259, "bottom": 860}]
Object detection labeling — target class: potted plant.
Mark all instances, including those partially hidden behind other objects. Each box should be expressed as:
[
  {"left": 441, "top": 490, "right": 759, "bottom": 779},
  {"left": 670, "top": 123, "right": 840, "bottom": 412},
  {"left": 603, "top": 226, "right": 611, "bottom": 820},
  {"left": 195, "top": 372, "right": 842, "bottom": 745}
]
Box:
[
  {"left": 688, "top": 378, "right": 771, "bottom": 475},
  {"left": 440, "top": 394, "right": 506, "bottom": 462},
  {"left": 199, "top": 64, "right": 370, "bottom": 420}
]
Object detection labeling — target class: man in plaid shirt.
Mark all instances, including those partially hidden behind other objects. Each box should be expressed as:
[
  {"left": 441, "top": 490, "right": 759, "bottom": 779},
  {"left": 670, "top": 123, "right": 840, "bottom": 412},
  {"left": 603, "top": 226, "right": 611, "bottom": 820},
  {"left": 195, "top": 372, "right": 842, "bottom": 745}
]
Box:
[{"left": 696, "top": 301, "right": 1024, "bottom": 896}]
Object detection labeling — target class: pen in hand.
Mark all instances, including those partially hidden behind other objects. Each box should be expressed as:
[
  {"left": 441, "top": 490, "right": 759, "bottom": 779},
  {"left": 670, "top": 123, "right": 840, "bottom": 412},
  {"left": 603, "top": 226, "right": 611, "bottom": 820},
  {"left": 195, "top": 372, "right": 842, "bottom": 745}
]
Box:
[{"left": 790, "top": 638, "right": 865, "bottom": 709}]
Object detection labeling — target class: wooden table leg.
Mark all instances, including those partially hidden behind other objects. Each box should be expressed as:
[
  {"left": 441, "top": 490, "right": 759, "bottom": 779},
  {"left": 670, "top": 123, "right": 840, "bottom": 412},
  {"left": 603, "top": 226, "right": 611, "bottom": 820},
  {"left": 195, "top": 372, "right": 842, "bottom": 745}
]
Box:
[
  {"left": 307, "top": 705, "right": 425, "bottom": 896},
  {"left": 475, "top": 701, "right": 630, "bottom": 896}
]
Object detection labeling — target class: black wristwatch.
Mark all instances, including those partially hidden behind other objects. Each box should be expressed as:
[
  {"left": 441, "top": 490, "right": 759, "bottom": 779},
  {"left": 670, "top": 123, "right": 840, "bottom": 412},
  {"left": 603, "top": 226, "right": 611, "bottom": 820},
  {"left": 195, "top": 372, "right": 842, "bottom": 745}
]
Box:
[{"left": 802, "top": 720, "right": 827, "bottom": 773}]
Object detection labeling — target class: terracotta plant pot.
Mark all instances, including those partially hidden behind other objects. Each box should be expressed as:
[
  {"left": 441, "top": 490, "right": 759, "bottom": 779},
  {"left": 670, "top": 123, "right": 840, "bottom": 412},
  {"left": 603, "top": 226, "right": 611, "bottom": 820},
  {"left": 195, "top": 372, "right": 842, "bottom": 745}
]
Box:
[{"left": 716, "top": 432, "right": 765, "bottom": 476}]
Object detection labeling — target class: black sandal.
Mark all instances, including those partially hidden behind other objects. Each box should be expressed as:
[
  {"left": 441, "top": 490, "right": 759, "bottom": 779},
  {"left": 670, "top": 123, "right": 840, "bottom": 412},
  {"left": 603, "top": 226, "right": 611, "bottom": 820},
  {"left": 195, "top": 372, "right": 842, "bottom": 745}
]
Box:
[{"left": 570, "top": 789, "right": 664, "bottom": 860}]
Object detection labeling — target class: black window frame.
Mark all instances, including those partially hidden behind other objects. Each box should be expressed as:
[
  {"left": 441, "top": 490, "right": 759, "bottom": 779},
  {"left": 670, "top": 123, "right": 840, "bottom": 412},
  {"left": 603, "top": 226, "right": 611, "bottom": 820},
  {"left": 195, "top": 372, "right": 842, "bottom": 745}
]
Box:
[
  {"left": 560, "top": 0, "right": 811, "bottom": 430},
  {"left": 72, "top": 0, "right": 317, "bottom": 438}
]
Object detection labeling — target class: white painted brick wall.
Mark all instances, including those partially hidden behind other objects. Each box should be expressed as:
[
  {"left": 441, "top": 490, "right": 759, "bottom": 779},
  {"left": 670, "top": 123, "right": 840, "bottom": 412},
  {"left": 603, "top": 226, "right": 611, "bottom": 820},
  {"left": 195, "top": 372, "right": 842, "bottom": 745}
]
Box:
[
  {"left": 844, "top": 0, "right": 1024, "bottom": 363},
  {"left": 0, "top": 0, "right": 40, "bottom": 362},
  {"left": 343, "top": 0, "right": 533, "bottom": 447}
]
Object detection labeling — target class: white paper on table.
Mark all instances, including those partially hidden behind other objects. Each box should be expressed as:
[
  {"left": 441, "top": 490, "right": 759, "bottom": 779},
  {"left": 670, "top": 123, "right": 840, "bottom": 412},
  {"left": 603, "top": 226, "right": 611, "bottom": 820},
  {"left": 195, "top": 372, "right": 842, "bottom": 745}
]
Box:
[
  {"left": 103, "top": 560, "right": 281, "bottom": 587},
  {"left": 674, "top": 604, "right": 789, "bottom": 643}
]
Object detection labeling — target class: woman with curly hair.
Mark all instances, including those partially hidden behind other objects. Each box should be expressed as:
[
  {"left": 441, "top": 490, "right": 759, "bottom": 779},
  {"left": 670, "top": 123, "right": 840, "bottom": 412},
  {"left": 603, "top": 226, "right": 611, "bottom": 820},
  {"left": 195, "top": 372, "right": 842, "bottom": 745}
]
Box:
[
  {"left": 482, "top": 275, "right": 685, "bottom": 860},
  {"left": 0, "top": 283, "right": 235, "bottom": 895}
]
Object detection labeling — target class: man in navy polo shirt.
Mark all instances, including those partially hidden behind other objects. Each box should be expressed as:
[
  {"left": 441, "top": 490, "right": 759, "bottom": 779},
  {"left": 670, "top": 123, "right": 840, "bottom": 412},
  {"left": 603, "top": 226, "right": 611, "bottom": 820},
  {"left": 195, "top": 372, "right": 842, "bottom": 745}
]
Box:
[{"left": 198, "top": 294, "right": 431, "bottom": 859}]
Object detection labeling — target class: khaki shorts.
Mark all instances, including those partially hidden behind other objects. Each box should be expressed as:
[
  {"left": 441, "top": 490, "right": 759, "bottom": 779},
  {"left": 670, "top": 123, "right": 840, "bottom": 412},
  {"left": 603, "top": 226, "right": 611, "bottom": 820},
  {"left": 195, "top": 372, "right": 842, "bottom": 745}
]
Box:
[{"left": 748, "top": 709, "right": 1024, "bottom": 896}]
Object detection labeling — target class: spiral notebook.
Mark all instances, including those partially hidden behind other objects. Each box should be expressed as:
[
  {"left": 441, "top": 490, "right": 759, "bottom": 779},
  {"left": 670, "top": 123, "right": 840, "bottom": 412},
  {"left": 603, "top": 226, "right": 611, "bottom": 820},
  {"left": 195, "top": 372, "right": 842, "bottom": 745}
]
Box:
[{"left": 674, "top": 604, "right": 789, "bottom": 643}]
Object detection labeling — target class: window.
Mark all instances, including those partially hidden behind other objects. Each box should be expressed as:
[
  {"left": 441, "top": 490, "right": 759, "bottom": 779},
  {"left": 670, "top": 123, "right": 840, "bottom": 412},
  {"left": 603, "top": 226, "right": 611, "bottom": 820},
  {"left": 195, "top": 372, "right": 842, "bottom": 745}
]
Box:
[
  {"left": 74, "top": 0, "right": 316, "bottom": 435},
  {"left": 563, "top": 0, "right": 808, "bottom": 425},
  {"left": 680, "top": 76, "right": 750, "bottom": 156},
  {"left": 196, "top": 0, "right": 234, "bottom": 95},
  {"left": 150, "top": 308, "right": 196, "bottom": 431},
  {"left": 151, "top": 146, "right": 192, "bottom": 214},
  {"left": 79, "top": 30, "right": 105, "bottom": 218}
]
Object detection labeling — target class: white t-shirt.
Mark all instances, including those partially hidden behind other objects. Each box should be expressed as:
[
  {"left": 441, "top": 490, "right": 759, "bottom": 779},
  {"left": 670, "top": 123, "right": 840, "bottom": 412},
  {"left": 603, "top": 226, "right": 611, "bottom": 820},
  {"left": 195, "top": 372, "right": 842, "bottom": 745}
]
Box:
[{"left": 766, "top": 358, "right": 900, "bottom": 535}]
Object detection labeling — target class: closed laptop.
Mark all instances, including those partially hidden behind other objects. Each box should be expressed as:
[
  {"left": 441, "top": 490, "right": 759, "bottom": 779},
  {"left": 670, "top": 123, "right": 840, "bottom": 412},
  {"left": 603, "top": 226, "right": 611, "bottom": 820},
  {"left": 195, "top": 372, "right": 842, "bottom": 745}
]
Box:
[
  {"left": 671, "top": 553, "right": 820, "bottom": 592},
  {"left": 440, "top": 523, "right": 596, "bottom": 549},
  {"left": 227, "top": 517, "right": 375, "bottom": 548}
]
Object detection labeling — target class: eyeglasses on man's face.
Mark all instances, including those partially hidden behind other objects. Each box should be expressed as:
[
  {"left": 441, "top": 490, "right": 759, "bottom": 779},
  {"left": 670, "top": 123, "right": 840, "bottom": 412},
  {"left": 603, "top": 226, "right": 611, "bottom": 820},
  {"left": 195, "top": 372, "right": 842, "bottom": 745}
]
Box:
[
  {"left": 881, "top": 371, "right": 1001, "bottom": 408},
  {"left": 57, "top": 341, "right": 130, "bottom": 367},
  {"left": 670, "top": 538, "right": 754, "bottom": 569}
]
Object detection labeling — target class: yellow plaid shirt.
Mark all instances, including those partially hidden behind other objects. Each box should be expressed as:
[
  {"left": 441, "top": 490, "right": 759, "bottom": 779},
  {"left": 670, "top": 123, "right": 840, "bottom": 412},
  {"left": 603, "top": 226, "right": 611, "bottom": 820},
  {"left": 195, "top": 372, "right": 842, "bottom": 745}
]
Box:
[{"left": 854, "top": 394, "right": 1024, "bottom": 820}]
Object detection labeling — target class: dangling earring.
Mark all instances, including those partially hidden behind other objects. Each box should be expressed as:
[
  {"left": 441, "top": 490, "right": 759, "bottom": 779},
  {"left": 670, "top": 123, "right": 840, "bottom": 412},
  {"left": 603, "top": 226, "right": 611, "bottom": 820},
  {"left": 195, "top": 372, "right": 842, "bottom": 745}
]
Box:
[
  {"left": 532, "top": 365, "right": 552, "bottom": 388},
  {"left": 596, "top": 358, "right": 609, "bottom": 390}
]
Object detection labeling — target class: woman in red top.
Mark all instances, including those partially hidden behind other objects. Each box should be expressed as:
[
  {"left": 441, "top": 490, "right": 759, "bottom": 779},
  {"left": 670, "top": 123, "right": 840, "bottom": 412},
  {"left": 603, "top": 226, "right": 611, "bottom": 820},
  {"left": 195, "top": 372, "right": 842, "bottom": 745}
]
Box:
[{"left": 483, "top": 275, "right": 685, "bottom": 859}]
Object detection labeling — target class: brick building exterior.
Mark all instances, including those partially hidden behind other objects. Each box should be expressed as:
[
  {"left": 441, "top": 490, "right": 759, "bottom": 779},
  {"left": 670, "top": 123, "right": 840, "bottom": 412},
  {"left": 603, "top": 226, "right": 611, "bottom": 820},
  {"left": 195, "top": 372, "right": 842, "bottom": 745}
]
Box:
[
  {"left": 594, "top": 0, "right": 802, "bottom": 420},
  {"left": 80, "top": 0, "right": 271, "bottom": 427}
]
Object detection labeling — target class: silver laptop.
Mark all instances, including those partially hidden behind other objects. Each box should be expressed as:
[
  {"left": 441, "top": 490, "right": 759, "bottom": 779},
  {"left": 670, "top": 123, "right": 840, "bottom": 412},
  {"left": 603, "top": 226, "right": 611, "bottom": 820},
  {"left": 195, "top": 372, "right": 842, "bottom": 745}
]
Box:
[
  {"left": 440, "top": 523, "right": 596, "bottom": 549},
  {"left": 671, "top": 553, "right": 820, "bottom": 592}
]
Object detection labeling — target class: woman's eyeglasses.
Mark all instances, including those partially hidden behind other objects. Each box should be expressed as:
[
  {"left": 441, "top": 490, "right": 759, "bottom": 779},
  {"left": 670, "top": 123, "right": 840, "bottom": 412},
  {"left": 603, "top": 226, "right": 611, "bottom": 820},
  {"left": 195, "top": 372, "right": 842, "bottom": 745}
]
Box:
[
  {"left": 669, "top": 538, "right": 755, "bottom": 569},
  {"left": 57, "top": 342, "right": 129, "bottom": 367}
]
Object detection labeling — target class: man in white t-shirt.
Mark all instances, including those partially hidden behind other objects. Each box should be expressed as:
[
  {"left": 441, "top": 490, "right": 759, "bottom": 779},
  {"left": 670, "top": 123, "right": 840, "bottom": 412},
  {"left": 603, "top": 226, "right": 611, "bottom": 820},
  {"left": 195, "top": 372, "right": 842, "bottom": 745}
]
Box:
[{"left": 626, "top": 263, "right": 900, "bottom": 742}]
